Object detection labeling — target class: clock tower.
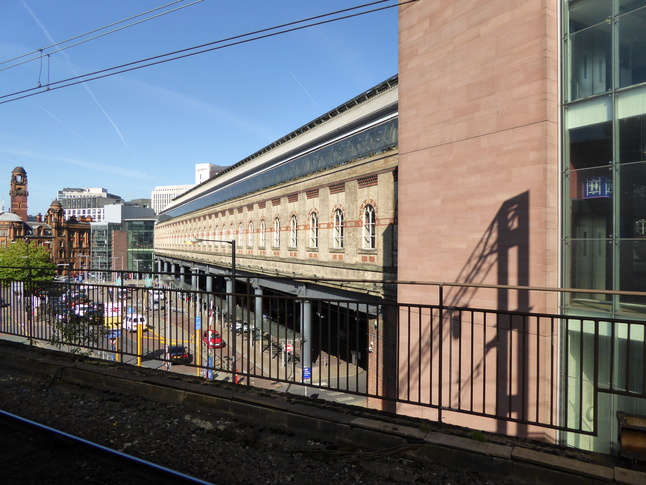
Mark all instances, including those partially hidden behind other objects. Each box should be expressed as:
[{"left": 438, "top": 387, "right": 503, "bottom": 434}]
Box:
[{"left": 10, "top": 166, "right": 28, "bottom": 221}]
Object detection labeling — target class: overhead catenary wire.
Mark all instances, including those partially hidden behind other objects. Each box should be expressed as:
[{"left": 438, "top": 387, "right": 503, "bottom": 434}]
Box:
[
  {"left": 0, "top": 0, "right": 414, "bottom": 106},
  {"left": 0, "top": 0, "right": 205, "bottom": 72}
]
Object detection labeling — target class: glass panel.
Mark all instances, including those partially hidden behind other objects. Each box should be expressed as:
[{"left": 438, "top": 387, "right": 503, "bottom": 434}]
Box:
[
  {"left": 619, "top": 108, "right": 646, "bottom": 166},
  {"left": 618, "top": 8, "right": 646, "bottom": 88},
  {"left": 568, "top": 121, "right": 613, "bottom": 169},
  {"left": 618, "top": 162, "right": 646, "bottom": 237},
  {"left": 569, "top": 165, "right": 613, "bottom": 234},
  {"left": 570, "top": 166, "right": 613, "bottom": 239},
  {"left": 619, "top": 0, "right": 646, "bottom": 15},
  {"left": 619, "top": 240, "right": 646, "bottom": 313},
  {"left": 569, "top": 0, "right": 612, "bottom": 33},
  {"left": 618, "top": 84, "right": 646, "bottom": 119},
  {"left": 566, "top": 96, "right": 612, "bottom": 129},
  {"left": 569, "top": 22, "right": 612, "bottom": 100},
  {"left": 569, "top": 239, "right": 613, "bottom": 302}
]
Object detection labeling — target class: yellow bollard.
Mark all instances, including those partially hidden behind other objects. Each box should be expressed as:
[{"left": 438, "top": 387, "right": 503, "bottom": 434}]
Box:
[{"left": 137, "top": 321, "right": 143, "bottom": 367}]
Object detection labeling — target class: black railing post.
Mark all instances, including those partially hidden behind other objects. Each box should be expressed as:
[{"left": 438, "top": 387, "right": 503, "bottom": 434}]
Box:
[{"left": 438, "top": 283, "right": 444, "bottom": 423}]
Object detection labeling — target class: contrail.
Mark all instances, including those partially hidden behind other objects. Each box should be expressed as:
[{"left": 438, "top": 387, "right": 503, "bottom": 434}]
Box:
[
  {"left": 290, "top": 71, "right": 320, "bottom": 108},
  {"left": 21, "top": 0, "right": 140, "bottom": 163}
]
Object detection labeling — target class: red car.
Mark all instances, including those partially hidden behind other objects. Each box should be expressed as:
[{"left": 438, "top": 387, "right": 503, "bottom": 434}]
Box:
[{"left": 202, "top": 330, "right": 226, "bottom": 349}]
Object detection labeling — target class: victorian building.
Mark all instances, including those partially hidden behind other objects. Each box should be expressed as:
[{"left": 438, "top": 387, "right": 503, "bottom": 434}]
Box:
[{"left": 0, "top": 167, "right": 91, "bottom": 274}]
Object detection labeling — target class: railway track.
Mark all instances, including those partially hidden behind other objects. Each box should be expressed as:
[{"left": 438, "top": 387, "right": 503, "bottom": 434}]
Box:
[{"left": 0, "top": 410, "right": 212, "bottom": 484}]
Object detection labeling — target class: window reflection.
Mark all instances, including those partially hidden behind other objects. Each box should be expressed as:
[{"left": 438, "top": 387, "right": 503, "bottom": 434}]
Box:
[
  {"left": 569, "top": 23, "right": 612, "bottom": 101},
  {"left": 569, "top": 0, "right": 611, "bottom": 33},
  {"left": 569, "top": 121, "right": 613, "bottom": 169}
]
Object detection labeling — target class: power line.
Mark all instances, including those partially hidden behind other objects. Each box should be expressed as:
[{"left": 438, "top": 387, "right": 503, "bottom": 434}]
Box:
[
  {"left": 0, "top": 0, "right": 205, "bottom": 72},
  {"left": 0, "top": 1, "right": 411, "bottom": 105}
]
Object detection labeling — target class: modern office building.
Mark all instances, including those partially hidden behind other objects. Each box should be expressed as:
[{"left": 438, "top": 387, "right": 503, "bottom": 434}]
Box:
[
  {"left": 195, "top": 163, "right": 226, "bottom": 185},
  {"left": 90, "top": 204, "right": 156, "bottom": 280},
  {"left": 56, "top": 187, "right": 124, "bottom": 222},
  {"left": 152, "top": 164, "right": 226, "bottom": 215},
  {"left": 151, "top": 185, "right": 193, "bottom": 215},
  {"left": 397, "top": 1, "right": 646, "bottom": 453}
]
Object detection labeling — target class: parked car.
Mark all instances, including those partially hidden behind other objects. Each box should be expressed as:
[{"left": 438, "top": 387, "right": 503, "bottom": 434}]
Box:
[
  {"left": 63, "top": 292, "right": 90, "bottom": 306},
  {"left": 122, "top": 314, "right": 148, "bottom": 332},
  {"left": 45, "top": 298, "right": 69, "bottom": 317},
  {"left": 148, "top": 289, "right": 165, "bottom": 300},
  {"left": 167, "top": 345, "right": 190, "bottom": 364},
  {"left": 231, "top": 320, "right": 252, "bottom": 334},
  {"left": 202, "top": 330, "right": 225, "bottom": 348},
  {"left": 78, "top": 308, "right": 105, "bottom": 325}
]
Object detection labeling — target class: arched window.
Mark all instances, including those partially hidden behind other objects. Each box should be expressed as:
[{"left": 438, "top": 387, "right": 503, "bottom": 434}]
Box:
[
  {"left": 259, "top": 219, "right": 266, "bottom": 248},
  {"left": 334, "top": 209, "right": 344, "bottom": 249},
  {"left": 248, "top": 221, "right": 254, "bottom": 247},
  {"left": 290, "top": 215, "right": 298, "bottom": 248},
  {"left": 310, "top": 212, "right": 319, "bottom": 248},
  {"left": 238, "top": 222, "right": 243, "bottom": 247},
  {"left": 363, "top": 205, "right": 376, "bottom": 249},
  {"left": 273, "top": 217, "right": 280, "bottom": 247}
]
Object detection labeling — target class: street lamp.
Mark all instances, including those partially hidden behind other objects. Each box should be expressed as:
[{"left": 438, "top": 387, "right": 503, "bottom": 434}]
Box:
[
  {"left": 185, "top": 237, "right": 237, "bottom": 380},
  {"left": 134, "top": 259, "right": 142, "bottom": 280},
  {"left": 111, "top": 256, "right": 123, "bottom": 283}
]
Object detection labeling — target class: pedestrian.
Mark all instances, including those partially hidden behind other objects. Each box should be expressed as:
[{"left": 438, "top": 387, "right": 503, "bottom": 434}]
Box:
[
  {"left": 164, "top": 344, "right": 171, "bottom": 371},
  {"left": 30, "top": 294, "right": 40, "bottom": 320}
]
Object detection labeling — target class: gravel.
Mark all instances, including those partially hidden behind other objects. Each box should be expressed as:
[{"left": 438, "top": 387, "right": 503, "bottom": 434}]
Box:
[{"left": 0, "top": 362, "right": 516, "bottom": 484}]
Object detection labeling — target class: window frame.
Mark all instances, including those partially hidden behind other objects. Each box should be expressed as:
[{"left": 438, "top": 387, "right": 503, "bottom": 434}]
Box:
[
  {"left": 334, "top": 209, "right": 344, "bottom": 249},
  {"left": 310, "top": 212, "right": 319, "bottom": 248},
  {"left": 363, "top": 205, "right": 376, "bottom": 250},
  {"left": 290, "top": 215, "right": 298, "bottom": 248}
]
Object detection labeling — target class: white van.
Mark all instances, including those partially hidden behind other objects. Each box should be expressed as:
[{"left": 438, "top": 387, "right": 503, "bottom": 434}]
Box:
[{"left": 122, "top": 313, "right": 148, "bottom": 332}]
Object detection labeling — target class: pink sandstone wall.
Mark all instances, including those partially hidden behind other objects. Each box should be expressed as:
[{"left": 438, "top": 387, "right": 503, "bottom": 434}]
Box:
[
  {"left": 398, "top": 0, "right": 559, "bottom": 309},
  {"left": 395, "top": 0, "right": 560, "bottom": 439}
]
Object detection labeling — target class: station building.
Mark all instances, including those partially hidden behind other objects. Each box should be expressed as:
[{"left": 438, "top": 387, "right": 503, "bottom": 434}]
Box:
[{"left": 154, "top": 76, "right": 398, "bottom": 368}]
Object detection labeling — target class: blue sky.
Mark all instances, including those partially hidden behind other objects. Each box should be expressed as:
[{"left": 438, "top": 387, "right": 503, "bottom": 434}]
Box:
[{"left": 0, "top": 0, "right": 398, "bottom": 215}]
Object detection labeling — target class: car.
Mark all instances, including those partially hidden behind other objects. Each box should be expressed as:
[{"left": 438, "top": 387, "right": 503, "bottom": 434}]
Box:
[
  {"left": 167, "top": 345, "right": 190, "bottom": 364},
  {"left": 122, "top": 313, "right": 148, "bottom": 332},
  {"left": 148, "top": 289, "right": 165, "bottom": 300},
  {"left": 72, "top": 302, "right": 103, "bottom": 316},
  {"left": 64, "top": 292, "right": 91, "bottom": 306},
  {"left": 113, "top": 288, "right": 130, "bottom": 300},
  {"left": 78, "top": 308, "right": 105, "bottom": 325},
  {"left": 147, "top": 299, "right": 164, "bottom": 311},
  {"left": 231, "top": 320, "right": 252, "bottom": 334},
  {"left": 45, "top": 299, "right": 69, "bottom": 317},
  {"left": 53, "top": 308, "right": 77, "bottom": 324},
  {"left": 202, "top": 330, "right": 225, "bottom": 348}
]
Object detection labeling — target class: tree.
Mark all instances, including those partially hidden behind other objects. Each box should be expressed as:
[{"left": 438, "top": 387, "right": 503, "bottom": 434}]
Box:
[{"left": 0, "top": 240, "right": 56, "bottom": 283}]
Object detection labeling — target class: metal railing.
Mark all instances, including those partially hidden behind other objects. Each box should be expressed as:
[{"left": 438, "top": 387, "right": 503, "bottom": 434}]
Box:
[{"left": 1, "top": 268, "right": 645, "bottom": 453}]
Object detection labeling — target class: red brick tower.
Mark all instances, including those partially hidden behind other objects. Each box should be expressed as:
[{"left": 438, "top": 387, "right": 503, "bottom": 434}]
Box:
[{"left": 9, "top": 166, "right": 28, "bottom": 221}]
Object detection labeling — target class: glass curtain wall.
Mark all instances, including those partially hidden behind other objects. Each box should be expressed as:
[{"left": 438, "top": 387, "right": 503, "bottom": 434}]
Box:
[
  {"left": 562, "top": 0, "right": 646, "bottom": 453},
  {"left": 564, "top": 0, "right": 646, "bottom": 314},
  {"left": 126, "top": 220, "right": 154, "bottom": 275}
]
